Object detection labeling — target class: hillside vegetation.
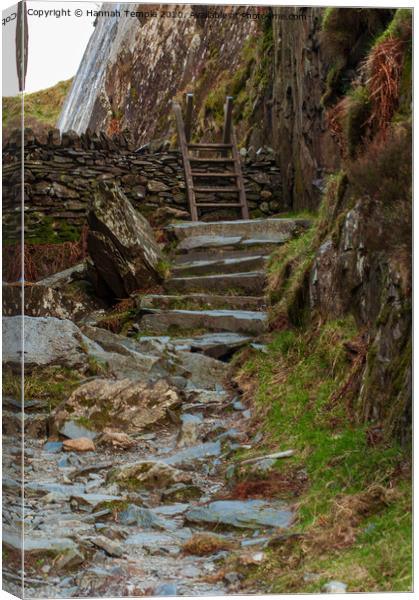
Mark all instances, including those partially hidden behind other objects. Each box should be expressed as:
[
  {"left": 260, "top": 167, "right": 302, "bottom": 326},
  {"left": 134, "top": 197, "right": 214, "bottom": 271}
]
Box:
[{"left": 2, "top": 78, "right": 72, "bottom": 137}]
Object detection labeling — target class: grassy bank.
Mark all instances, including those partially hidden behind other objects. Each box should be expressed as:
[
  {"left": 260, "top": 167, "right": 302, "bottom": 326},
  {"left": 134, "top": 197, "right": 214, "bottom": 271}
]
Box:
[
  {"left": 3, "top": 78, "right": 72, "bottom": 135},
  {"left": 232, "top": 317, "right": 411, "bottom": 592}
]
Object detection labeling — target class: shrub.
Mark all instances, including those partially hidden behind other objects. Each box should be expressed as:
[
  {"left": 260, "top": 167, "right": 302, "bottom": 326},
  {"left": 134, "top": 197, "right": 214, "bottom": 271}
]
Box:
[
  {"left": 346, "top": 122, "right": 411, "bottom": 207},
  {"left": 365, "top": 37, "right": 405, "bottom": 132}
]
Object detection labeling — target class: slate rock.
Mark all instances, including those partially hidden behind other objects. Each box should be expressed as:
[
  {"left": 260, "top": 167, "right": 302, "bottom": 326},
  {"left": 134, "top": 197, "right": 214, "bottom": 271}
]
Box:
[
  {"left": 91, "top": 535, "right": 124, "bottom": 558},
  {"left": 109, "top": 460, "right": 192, "bottom": 491},
  {"left": 53, "top": 378, "right": 181, "bottom": 435},
  {"left": 87, "top": 182, "right": 163, "bottom": 299},
  {"left": 153, "top": 582, "right": 178, "bottom": 596},
  {"left": 186, "top": 499, "right": 293, "bottom": 530},
  {"left": 2, "top": 316, "right": 100, "bottom": 370}
]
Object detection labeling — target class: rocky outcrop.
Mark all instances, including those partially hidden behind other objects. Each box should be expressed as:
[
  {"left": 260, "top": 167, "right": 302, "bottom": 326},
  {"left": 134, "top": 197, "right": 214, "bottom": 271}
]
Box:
[
  {"left": 2, "top": 316, "right": 98, "bottom": 371},
  {"left": 310, "top": 197, "right": 411, "bottom": 440},
  {"left": 2, "top": 277, "right": 100, "bottom": 322},
  {"left": 271, "top": 7, "right": 339, "bottom": 210},
  {"left": 58, "top": 5, "right": 258, "bottom": 143},
  {"left": 87, "top": 183, "right": 163, "bottom": 299}
]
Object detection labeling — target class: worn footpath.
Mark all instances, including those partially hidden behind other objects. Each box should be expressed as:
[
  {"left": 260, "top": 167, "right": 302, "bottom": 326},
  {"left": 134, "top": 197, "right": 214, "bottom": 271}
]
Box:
[{"left": 3, "top": 216, "right": 309, "bottom": 598}]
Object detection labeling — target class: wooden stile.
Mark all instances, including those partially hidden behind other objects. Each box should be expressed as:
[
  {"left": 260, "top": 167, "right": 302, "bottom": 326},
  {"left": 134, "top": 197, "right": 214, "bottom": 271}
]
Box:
[{"left": 172, "top": 93, "right": 248, "bottom": 221}]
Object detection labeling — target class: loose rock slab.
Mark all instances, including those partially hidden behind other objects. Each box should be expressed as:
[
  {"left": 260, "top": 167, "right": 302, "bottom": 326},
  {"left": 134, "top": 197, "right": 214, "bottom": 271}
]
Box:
[
  {"left": 186, "top": 500, "right": 293, "bottom": 530},
  {"left": 87, "top": 183, "right": 163, "bottom": 298}
]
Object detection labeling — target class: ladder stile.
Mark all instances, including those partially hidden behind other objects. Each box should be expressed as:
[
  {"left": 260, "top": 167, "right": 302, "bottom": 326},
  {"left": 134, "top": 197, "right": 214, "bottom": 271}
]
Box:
[{"left": 172, "top": 94, "right": 248, "bottom": 221}]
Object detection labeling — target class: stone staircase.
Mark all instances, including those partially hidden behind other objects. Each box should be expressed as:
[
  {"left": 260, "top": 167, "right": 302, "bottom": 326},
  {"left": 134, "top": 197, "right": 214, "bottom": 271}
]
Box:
[{"left": 137, "top": 218, "right": 310, "bottom": 357}]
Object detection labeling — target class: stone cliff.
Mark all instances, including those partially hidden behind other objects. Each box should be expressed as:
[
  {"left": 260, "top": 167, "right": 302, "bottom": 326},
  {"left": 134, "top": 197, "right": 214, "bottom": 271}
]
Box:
[{"left": 58, "top": 4, "right": 261, "bottom": 146}]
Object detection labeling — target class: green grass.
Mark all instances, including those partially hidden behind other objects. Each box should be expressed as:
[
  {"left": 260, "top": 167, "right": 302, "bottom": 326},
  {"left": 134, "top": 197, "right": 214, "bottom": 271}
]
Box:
[
  {"left": 236, "top": 317, "right": 411, "bottom": 592},
  {"left": 3, "top": 79, "right": 72, "bottom": 135},
  {"left": 3, "top": 366, "right": 81, "bottom": 412},
  {"left": 267, "top": 226, "right": 317, "bottom": 324},
  {"left": 265, "top": 482, "right": 411, "bottom": 593}
]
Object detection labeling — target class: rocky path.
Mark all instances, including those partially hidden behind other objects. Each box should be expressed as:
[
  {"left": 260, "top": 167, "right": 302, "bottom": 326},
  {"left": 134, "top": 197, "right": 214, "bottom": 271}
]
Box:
[{"left": 3, "top": 218, "right": 308, "bottom": 598}]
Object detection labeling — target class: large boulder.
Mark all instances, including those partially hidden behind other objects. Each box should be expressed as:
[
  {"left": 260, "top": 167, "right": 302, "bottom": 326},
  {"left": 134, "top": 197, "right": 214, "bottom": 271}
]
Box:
[
  {"left": 51, "top": 378, "right": 182, "bottom": 436},
  {"left": 2, "top": 316, "right": 99, "bottom": 370},
  {"left": 2, "top": 316, "right": 157, "bottom": 379},
  {"left": 87, "top": 183, "right": 163, "bottom": 298}
]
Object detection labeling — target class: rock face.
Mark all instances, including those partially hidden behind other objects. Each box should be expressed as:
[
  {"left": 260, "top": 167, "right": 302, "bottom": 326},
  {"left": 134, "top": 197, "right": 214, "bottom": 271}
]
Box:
[
  {"left": 58, "top": 5, "right": 258, "bottom": 144},
  {"left": 271, "top": 6, "right": 339, "bottom": 210},
  {"left": 310, "top": 197, "right": 411, "bottom": 439},
  {"left": 87, "top": 182, "right": 163, "bottom": 298}
]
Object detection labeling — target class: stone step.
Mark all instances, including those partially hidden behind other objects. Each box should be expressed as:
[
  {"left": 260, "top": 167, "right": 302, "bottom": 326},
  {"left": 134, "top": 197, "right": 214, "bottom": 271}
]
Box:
[
  {"left": 164, "top": 271, "right": 266, "bottom": 296},
  {"left": 166, "top": 218, "right": 311, "bottom": 241},
  {"left": 172, "top": 332, "right": 252, "bottom": 359},
  {"left": 137, "top": 333, "right": 252, "bottom": 360},
  {"left": 138, "top": 309, "right": 268, "bottom": 335},
  {"left": 172, "top": 255, "right": 268, "bottom": 277},
  {"left": 173, "top": 247, "right": 274, "bottom": 263},
  {"left": 175, "top": 233, "right": 290, "bottom": 253},
  {"left": 138, "top": 294, "right": 267, "bottom": 312}
]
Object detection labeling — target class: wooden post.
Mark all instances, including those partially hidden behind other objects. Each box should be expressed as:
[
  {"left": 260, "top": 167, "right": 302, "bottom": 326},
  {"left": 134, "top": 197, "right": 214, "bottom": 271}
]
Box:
[
  {"left": 222, "top": 96, "right": 234, "bottom": 144},
  {"left": 172, "top": 101, "right": 198, "bottom": 221},
  {"left": 184, "top": 93, "right": 194, "bottom": 143}
]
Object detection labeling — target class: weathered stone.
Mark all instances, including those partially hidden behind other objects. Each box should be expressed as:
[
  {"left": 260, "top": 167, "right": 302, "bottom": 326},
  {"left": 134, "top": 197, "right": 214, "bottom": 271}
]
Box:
[
  {"left": 2, "top": 283, "right": 93, "bottom": 321},
  {"left": 147, "top": 180, "right": 169, "bottom": 192},
  {"left": 91, "top": 535, "right": 124, "bottom": 558},
  {"left": 152, "top": 583, "right": 178, "bottom": 596},
  {"left": 138, "top": 308, "right": 267, "bottom": 336},
  {"left": 70, "top": 493, "right": 122, "bottom": 510},
  {"left": 109, "top": 460, "right": 192, "bottom": 491},
  {"left": 322, "top": 581, "right": 348, "bottom": 594},
  {"left": 2, "top": 316, "right": 99, "bottom": 371},
  {"left": 54, "top": 547, "right": 85, "bottom": 571},
  {"left": 59, "top": 420, "right": 98, "bottom": 440},
  {"left": 178, "top": 414, "right": 202, "bottom": 447},
  {"left": 52, "top": 378, "right": 182, "bottom": 435},
  {"left": 87, "top": 182, "right": 163, "bottom": 298},
  {"left": 186, "top": 499, "right": 293, "bottom": 530},
  {"left": 63, "top": 437, "right": 96, "bottom": 452},
  {"left": 3, "top": 531, "right": 78, "bottom": 556},
  {"left": 97, "top": 429, "right": 136, "bottom": 449}
]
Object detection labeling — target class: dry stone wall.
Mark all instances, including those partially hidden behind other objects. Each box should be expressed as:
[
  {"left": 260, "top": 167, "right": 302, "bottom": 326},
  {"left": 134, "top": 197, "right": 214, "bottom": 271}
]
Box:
[{"left": 3, "top": 128, "right": 283, "bottom": 244}]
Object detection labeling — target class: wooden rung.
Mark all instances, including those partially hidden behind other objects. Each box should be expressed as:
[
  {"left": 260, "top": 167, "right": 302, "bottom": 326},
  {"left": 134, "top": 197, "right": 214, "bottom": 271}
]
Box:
[
  {"left": 191, "top": 171, "right": 237, "bottom": 177},
  {"left": 187, "top": 143, "right": 233, "bottom": 149},
  {"left": 188, "top": 157, "right": 235, "bottom": 163},
  {"left": 193, "top": 186, "right": 239, "bottom": 193},
  {"left": 196, "top": 202, "right": 242, "bottom": 207}
]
